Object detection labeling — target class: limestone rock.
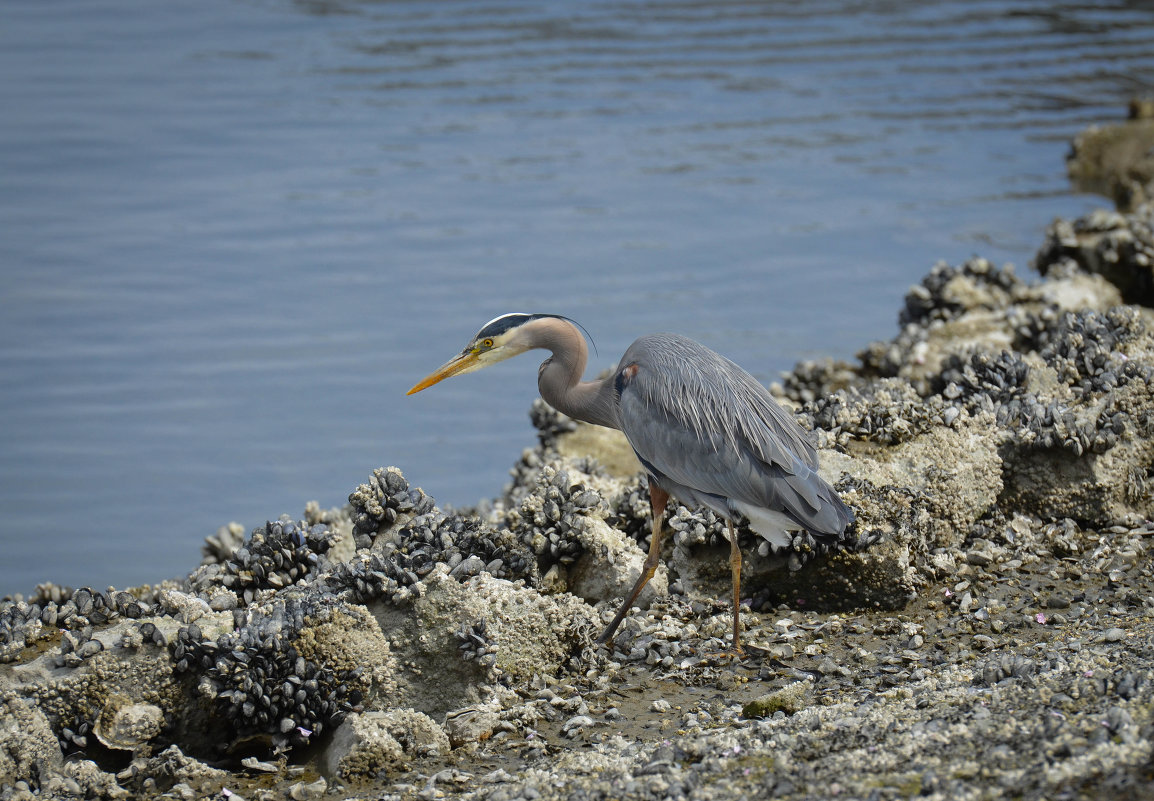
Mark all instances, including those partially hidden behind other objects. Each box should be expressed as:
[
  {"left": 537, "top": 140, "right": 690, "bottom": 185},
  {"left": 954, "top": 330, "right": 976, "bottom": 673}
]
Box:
[
  {"left": 322, "top": 709, "right": 449, "bottom": 780},
  {"left": 566, "top": 515, "right": 668, "bottom": 610},
  {"left": 372, "top": 568, "right": 597, "bottom": 717},
  {"left": 443, "top": 704, "right": 502, "bottom": 747}
]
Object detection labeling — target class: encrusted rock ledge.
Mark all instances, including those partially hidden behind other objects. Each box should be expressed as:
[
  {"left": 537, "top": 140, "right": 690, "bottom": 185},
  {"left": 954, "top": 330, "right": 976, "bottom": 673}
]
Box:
[{"left": 6, "top": 211, "right": 1154, "bottom": 800}]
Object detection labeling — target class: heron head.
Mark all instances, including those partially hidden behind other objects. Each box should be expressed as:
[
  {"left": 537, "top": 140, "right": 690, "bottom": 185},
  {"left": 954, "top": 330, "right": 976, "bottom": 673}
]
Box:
[{"left": 406, "top": 313, "right": 554, "bottom": 395}]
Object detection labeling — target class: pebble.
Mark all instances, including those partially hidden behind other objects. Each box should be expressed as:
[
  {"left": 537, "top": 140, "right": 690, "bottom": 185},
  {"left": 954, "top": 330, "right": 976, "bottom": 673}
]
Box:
[
  {"left": 1103, "top": 627, "right": 1126, "bottom": 642},
  {"left": 288, "top": 778, "right": 326, "bottom": 801}
]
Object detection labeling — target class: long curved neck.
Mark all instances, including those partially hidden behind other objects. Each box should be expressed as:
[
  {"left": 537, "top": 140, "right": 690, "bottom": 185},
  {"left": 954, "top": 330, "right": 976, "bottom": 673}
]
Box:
[{"left": 530, "top": 318, "right": 620, "bottom": 431}]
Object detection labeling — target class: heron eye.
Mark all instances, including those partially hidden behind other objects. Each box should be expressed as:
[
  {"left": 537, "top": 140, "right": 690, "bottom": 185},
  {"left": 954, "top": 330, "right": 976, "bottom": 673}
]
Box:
[{"left": 482, "top": 338, "right": 494, "bottom": 349}]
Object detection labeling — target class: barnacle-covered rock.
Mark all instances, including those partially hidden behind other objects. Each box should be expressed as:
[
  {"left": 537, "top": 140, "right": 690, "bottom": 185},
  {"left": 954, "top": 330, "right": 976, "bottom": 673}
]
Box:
[
  {"left": 321, "top": 709, "right": 449, "bottom": 780},
  {"left": 995, "top": 309, "right": 1154, "bottom": 524},
  {"left": 371, "top": 568, "right": 597, "bottom": 718},
  {"left": 114, "top": 744, "right": 230, "bottom": 798},
  {"left": 524, "top": 394, "right": 637, "bottom": 481},
  {"left": 553, "top": 421, "right": 638, "bottom": 481},
  {"left": 803, "top": 378, "right": 948, "bottom": 447},
  {"left": 899, "top": 257, "right": 1029, "bottom": 328},
  {"left": 565, "top": 515, "right": 669, "bottom": 612},
  {"left": 0, "top": 696, "right": 63, "bottom": 788},
  {"left": 857, "top": 257, "right": 1122, "bottom": 393},
  {"left": 782, "top": 248, "right": 1154, "bottom": 546},
  {"left": 1000, "top": 412, "right": 1154, "bottom": 524},
  {"left": 441, "top": 703, "right": 502, "bottom": 747},
  {"left": 348, "top": 467, "right": 436, "bottom": 547},
  {"left": 1036, "top": 206, "right": 1154, "bottom": 304},
  {"left": 159, "top": 588, "right": 214, "bottom": 625},
  {"left": 0, "top": 614, "right": 191, "bottom": 765},
  {"left": 820, "top": 407, "right": 1002, "bottom": 552},
  {"left": 663, "top": 473, "right": 916, "bottom": 613},
  {"left": 1066, "top": 108, "right": 1154, "bottom": 212}
]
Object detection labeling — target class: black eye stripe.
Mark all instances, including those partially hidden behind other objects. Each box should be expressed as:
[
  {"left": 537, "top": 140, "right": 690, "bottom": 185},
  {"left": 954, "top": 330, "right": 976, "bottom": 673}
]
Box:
[{"left": 475, "top": 313, "right": 541, "bottom": 339}]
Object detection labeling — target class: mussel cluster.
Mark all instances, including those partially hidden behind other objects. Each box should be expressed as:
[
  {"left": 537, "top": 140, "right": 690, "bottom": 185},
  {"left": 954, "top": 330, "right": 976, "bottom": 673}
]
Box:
[
  {"left": 665, "top": 503, "right": 728, "bottom": 550},
  {"left": 0, "top": 586, "right": 155, "bottom": 664},
  {"left": 348, "top": 466, "right": 436, "bottom": 547},
  {"left": 899, "top": 257, "right": 1024, "bottom": 327},
  {"left": 505, "top": 466, "right": 605, "bottom": 570},
  {"left": 774, "top": 358, "right": 859, "bottom": 406},
  {"left": 56, "top": 711, "right": 94, "bottom": 754},
  {"left": 1002, "top": 395, "right": 1128, "bottom": 456},
  {"left": 171, "top": 599, "right": 363, "bottom": 753},
  {"left": 189, "top": 516, "right": 336, "bottom": 602},
  {"left": 605, "top": 476, "right": 654, "bottom": 547},
  {"left": 322, "top": 551, "right": 424, "bottom": 606},
  {"left": 455, "top": 619, "right": 497, "bottom": 669},
  {"left": 57, "top": 626, "right": 105, "bottom": 668},
  {"left": 528, "top": 397, "right": 578, "bottom": 448},
  {"left": 936, "top": 350, "right": 1031, "bottom": 407},
  {"left": 1034, "top": 307, "right": 1153, "bottom": 397},
  {"left": 975, "top": 653, "right": 1038, "bottom": 686},
  {"left": 392, "top": 512, "right": 537, "bottom": 584}
]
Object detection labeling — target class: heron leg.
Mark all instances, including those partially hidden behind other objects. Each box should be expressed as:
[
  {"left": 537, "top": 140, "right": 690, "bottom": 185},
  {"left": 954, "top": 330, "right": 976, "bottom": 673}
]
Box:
[
  {"left": 727, "top": 519, "right": 744, "bottom": 653},
  {"left": 596, "top": 484, "right": 669, "bottom": 646}
]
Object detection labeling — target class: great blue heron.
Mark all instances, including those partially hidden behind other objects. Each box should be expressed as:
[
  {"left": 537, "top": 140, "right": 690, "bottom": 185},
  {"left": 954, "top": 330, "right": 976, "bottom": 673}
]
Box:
[{"left": 408, "top": 313, "right": 854, "bottom": 652}]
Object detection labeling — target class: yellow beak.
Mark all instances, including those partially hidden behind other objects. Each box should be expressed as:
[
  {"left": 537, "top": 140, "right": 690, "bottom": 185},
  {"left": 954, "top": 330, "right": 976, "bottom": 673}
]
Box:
[{"left": 406, "top": 351, "right": 481, "bottom": 395}]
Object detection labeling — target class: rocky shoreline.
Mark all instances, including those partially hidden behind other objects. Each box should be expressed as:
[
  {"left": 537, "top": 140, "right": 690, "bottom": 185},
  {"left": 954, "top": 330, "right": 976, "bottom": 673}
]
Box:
[{"left": 5, "top": 119, "right": 1154, "bottom": 800}]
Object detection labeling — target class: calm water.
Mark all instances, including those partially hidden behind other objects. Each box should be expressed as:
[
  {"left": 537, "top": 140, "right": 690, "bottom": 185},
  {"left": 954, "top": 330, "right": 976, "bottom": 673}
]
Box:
[{"left": 2, "top": 0, "right": 1151, "bottom": 596}]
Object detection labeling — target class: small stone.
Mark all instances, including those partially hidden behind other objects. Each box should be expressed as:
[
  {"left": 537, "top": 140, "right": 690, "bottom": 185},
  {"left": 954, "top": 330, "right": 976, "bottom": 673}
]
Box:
[
  {"left": 443, "top": 706, "right": 500, "bottom": 748},
  {"left": 289, "top": 778, "right": 326, "bottom": 801},
  {"left": 561, "top": 715, "right": 595, "bottom": 736},
  {"left": 240, "top": 756, "right": 279, "bottom": 773},
  {"left": 742, "top": 681, "right": 812, "bottom": 718}
]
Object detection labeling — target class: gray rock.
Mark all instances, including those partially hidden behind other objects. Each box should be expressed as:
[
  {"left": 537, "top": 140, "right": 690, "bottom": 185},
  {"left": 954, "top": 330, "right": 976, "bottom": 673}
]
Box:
[
  {"left": 321, "top": 710, "right": 449, "bottom": 780},
  {"left": 0, "top": 697, "right": 63, "bottom": 788}
]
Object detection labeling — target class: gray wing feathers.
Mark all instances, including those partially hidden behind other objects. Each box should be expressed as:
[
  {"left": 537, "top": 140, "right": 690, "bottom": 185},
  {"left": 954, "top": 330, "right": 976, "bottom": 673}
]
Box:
[{"left": 617, "top": 334, "right": 848, "bottom": 536}]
